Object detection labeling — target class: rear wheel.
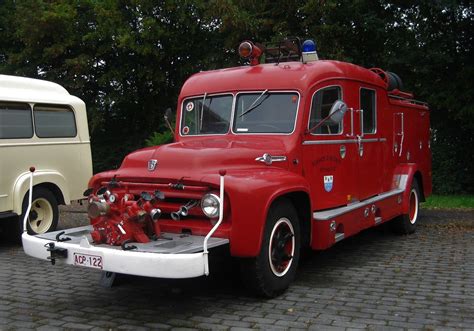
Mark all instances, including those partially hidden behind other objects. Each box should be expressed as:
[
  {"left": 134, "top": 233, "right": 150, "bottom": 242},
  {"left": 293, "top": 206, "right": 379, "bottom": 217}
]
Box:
[
  {"left": 21, "top": 187, "right": 59, "bottom": 235},
  {"left": 240, "top": 199, "right": 300, "bottom": 297},
  {"left": 392, "top": 180, "right": 420, "bottom": 234}
]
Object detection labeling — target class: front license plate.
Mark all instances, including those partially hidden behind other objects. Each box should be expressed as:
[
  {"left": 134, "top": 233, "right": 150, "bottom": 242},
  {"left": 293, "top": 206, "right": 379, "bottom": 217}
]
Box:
[{"left": 73, "top": 253, "right": 103, "bottom": 270}]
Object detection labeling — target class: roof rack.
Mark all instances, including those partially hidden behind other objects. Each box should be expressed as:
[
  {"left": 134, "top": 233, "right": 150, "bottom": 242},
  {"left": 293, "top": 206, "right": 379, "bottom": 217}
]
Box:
[{"left": 264, "top": 37, "right": 302, "bottom": 64}]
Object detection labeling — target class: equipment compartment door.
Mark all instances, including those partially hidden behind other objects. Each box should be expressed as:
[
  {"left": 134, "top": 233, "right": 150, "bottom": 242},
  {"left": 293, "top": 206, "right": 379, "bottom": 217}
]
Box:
[{"left": 354, "top": 86, "right": 383, "bottom": 200}]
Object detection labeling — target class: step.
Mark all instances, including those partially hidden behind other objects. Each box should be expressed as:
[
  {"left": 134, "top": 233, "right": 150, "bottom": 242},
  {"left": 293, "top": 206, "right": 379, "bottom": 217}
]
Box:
[{"left": 335, "top": 232, "right": 345, "bottom": 243}]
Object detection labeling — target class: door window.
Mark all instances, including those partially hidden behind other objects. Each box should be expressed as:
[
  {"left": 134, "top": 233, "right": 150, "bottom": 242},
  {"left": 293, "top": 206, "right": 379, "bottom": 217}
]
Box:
[
  {"left": 309, "top": 86, "right": 342, "bottom": 134},
  {"left": 360, "top": 88, "right": 376, "bottom": 134}
]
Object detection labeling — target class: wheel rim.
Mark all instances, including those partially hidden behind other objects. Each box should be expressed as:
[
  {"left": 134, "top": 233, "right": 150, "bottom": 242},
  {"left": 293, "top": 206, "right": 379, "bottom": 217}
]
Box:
[
  {"left": 408, "top": 189, "right": 419, "bottom": 225},
  {"left": 28, "top": 198, "right": 54, "bottom": 234},
  {"left": 268, "top": 218, "right": 295, "bottom": 277}
]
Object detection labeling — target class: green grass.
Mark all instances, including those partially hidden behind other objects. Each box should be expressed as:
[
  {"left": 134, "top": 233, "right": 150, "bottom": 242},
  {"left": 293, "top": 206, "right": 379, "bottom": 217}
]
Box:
[{"left": 422, "top": 195, "right": 474, "bottom": 209}]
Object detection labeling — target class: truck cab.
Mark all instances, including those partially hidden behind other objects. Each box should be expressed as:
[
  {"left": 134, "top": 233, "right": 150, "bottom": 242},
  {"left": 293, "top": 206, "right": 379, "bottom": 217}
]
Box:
[{"left": 22, "top": 38, "right": 431, "bottom": 297}]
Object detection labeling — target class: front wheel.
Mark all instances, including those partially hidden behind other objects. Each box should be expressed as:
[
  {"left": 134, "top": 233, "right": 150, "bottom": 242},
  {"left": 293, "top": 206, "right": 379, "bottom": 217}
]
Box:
[
  {"left": 392, "top": 180, "right": 420, "bottom": 234},
  {"left": 240, "top": 199, "right": 300, "bottom": 297},
  {"left": 21, "top": 187, "right": 59, "bottom": 235}
]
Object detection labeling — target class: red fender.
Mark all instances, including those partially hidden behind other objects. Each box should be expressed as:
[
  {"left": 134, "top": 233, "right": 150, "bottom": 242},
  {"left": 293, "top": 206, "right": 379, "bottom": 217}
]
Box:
[
  {"left": 393, "top": 164, "right": 419, "bottom": 215},
  {"left": 203, "top": 168, "right": 311, "bottom": 257}
]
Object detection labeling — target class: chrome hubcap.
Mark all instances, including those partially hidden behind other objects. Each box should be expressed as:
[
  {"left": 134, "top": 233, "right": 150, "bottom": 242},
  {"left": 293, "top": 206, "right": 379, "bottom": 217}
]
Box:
[
  {"left": 268, "top": 218, "right": 295, "bottom": 277},
  {"left": 409, "top": 189, "right": 419, "bottom": 225}
]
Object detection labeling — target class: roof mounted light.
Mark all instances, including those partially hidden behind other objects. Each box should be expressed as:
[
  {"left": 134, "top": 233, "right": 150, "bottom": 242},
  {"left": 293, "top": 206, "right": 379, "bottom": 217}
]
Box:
[
  {"left": 302, "top": 39, "right": 317, "bottom": 52},
  {"left": 238, "top": 41, "right": 262, "bottom": 66},
  {"left": 302, "top": 39, "right": 319, "bottom": 63},
  {"left": 239, "top": 41, "right": 253, "bottom": 58}
]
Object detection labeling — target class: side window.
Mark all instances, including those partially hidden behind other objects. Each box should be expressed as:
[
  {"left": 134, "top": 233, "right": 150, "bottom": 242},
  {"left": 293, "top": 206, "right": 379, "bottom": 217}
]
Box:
[
  {"left": 0, "top": 102, "right": 33, "bottom": 139},
  {"left": 360, "top": 88, "right": 376, "bottom": 134},
  {"left": 33, "top": 104, "right": 77, "bottom": 138},
  {"left": 309, "top": 86, "right": 342, "bottom": 134}
]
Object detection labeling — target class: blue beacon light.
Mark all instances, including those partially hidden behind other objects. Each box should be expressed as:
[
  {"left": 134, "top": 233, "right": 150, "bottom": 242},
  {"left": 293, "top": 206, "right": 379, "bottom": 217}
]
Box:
[
  {"left": 302, "top": 39, "right": 318, "bottom": 62},
  {"left": 302, "top": 39, "right": 317, "bottom": 53}
]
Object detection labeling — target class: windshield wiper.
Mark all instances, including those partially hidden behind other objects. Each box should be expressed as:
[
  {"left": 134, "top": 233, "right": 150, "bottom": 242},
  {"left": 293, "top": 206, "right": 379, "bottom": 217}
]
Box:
[
  {"left": 239, "top": 89, "right": 269, "bottom": 117},
  {"left": 199, "top": 92, "right": 207, "bottom": 131}
]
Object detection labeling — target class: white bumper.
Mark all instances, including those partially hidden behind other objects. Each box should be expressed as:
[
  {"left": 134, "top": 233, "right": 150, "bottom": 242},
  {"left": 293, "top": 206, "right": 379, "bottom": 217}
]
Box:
[{"left": 22, "top": 232, "right": 214, "bottom": 279}]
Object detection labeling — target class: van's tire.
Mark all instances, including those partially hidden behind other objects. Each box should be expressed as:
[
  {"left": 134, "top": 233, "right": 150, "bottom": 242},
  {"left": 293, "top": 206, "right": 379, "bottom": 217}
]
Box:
[
  {"left": 21, "top": 187, "right": 59, "bottom": 235},
  {"left": 392, "top": 180, "right": 420, "bottom": 235},
  {"left": 240, "top": 199, "right": 300, "bottom": 297}
]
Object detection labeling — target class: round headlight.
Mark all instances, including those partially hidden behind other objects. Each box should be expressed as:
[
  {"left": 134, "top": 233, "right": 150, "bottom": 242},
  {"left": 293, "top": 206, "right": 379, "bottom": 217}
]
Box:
[{"left": 201, "top": 193, "right": 220, "bottom": 218}]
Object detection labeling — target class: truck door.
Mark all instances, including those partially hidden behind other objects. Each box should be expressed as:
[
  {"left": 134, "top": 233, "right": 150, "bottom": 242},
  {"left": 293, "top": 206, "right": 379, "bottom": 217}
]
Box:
[
  {"left": 354, "top": 86, "right": 383, "bottom": 200},
  {"left": 302, "top": 83, "right": 358, "bottom": 210}
]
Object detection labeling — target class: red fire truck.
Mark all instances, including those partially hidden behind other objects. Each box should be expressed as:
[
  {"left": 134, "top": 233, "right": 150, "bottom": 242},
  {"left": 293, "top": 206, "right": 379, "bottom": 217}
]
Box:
[{"left": 22, "top": 38, "right": 431, "bottom": 297}]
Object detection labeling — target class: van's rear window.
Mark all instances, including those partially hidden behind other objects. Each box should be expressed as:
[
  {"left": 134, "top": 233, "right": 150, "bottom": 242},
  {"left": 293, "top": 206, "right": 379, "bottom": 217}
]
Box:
[
  {"left": 0, "top": 102, "right": 33, "bottom": 139},
  {"left": 33, "top": 105, "right": 77, "bottom": 138}
]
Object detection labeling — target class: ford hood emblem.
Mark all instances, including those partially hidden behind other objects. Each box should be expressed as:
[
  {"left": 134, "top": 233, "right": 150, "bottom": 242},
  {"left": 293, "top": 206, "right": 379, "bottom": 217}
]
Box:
[{"left": 148, "top": 159, "right": 158, "bottom": 171}]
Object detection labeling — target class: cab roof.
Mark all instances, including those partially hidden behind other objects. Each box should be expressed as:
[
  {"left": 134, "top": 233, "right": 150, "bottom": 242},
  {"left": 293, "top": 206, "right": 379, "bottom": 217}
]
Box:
[
  {"left": 180, "top": 60, "right": 386, "bottom": 97},
  {"left": 0, "top": 74, "right": 83, "bottom": 105}
]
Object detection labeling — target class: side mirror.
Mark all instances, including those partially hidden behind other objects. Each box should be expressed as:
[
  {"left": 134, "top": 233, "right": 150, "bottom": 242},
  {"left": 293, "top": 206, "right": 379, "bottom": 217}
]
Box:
[
  {"left": 326, "top": 100, "right": 347, "bottom": 125},
  {"left": 164, "top": 107, "right": 172, "bottom": 120},
  {"left": 163, "top": 107, "right": 175, "bottom": 138}
]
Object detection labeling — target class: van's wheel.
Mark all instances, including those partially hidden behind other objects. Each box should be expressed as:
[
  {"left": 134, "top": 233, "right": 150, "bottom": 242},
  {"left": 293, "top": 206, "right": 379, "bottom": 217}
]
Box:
[
  {"left": 240, "top": 199, "right": 300, "bottom": 297},
  {"left": 21, "top": 187, "right": 59, "bottom": 235},
  {"left": 392, "top": 180, "right": 420, "bottom": 234}
]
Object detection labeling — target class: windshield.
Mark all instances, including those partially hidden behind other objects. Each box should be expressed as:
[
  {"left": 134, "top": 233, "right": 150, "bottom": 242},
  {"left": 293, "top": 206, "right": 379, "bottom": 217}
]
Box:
[
  {"left": 181, "top": 94, "right": 233, "bottom": 135},
  {"left": 234, "top": 92, "right": 299, "bottom": 133}
]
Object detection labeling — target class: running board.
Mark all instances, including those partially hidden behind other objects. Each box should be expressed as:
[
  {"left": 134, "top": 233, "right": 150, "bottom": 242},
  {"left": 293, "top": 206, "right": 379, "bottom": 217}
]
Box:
[
  {"left": 375, "top": 216, "right": 382, "bottom": 225},
  {"left": 335, "top": 233, "right": 344, "bottom": 243},
  {"left": 313, "top": 188, "right": 404, "bottom": 221},
  {"left": 36, "top": 225, "right": 229, "bottom": 254}
]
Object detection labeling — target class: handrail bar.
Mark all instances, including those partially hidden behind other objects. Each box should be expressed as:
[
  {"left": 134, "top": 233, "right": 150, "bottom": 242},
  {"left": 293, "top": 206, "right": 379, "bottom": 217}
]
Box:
[
  {"left": 203, "top": 170, "right": 226, "bottom": 275},
  {"left": 388, "top": 94, "right": 428, "bottom": 107},
  {"left": 22, "top": 167, "right": 35, "bottom": 233}
]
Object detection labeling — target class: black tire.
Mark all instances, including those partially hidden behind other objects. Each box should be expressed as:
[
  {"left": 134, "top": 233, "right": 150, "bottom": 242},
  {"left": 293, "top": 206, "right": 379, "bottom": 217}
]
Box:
[
  {"left": 392, "top": 180, "right": 420, "bottom": 235},
  {"left": 240, "top": 198, "right": 301, "bottom": 297},
  {"left": 20, "top": 187, "right": 59, "bottom": 235}
]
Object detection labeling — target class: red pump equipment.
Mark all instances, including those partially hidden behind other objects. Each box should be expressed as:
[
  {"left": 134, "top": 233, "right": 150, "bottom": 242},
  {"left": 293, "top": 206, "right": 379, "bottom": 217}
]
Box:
[{"left": 87, "top": 188, "right": 163, "bottom": 246}]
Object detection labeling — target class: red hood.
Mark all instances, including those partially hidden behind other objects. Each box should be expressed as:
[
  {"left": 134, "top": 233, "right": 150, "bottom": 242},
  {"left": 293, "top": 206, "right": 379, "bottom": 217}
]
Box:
[{"left": 113, "top": 136, "right": 292, "bottom": 183}]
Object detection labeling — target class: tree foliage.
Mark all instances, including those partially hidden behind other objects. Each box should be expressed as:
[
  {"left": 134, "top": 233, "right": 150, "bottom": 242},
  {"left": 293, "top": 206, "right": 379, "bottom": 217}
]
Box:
[{"left": 0, "top": 0, "right": 472, "bottom": 193}]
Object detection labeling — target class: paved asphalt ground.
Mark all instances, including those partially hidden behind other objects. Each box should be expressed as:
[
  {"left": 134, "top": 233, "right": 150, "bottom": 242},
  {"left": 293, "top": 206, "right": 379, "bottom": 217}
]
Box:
[{"left": 0, "top": 207, "right": 473, "bottom": 330}]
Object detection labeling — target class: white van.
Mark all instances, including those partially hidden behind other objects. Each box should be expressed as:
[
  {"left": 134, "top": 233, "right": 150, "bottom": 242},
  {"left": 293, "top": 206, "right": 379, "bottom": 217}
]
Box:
[{"left": 0, "top": 75, "right": 92, "bottom": 235}]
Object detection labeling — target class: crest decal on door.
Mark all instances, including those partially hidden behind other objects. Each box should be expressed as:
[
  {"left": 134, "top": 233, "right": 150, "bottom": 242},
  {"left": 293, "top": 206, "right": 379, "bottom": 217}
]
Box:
[{"left": 324, "top": 175, "right": 334, "bottom": 192}]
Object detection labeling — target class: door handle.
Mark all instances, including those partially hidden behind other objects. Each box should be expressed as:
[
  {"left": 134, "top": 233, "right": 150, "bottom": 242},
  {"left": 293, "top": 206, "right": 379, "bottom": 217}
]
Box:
[{"left": 357, "top": 135, "right": 364, "bottom": 156}]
